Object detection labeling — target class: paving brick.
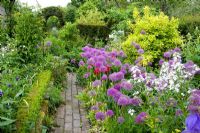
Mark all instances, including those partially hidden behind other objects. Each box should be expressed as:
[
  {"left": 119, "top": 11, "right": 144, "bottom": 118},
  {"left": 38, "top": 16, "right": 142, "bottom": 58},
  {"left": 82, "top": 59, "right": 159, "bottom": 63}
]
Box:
[
  {"left": 64, "top": 122, "right": 72, "bottom": 130},
  {"left": 73, "top": 113, "right": 80, "bottom": 120},
  {"left": 65, "top": 115, "right": 72, "bottom": 123},
  {"left": 73, "top": 128, "right": 81, "bottom": 133},
  {"left": 54, "top": 127, "right": 63, "bottom": 133},
  {"left": 73, "top": 120, "right": 81, "bottom": 128}
]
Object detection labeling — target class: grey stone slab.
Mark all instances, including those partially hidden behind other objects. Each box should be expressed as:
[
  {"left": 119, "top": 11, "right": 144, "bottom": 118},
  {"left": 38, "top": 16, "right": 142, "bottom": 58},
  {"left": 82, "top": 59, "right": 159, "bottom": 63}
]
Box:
[
  {"left": 56, "top": 118, "right": 64, "bottom": 126},
  {"left": 73, "top": 128, "right": 81, "bottom": 133},
  {"left": 65, "top": 115, "right": 72, "bottom": 123},
  {"left": 64, "top": 122, "right": 72, "bottom": 130},
  {"left": 73, "top": 120, "right": 81, "bottom": 128},
  {"left": 73, "top": 113, "right": 80, "bottom": 120},
  {"left": 54, "top": 127, "right": 63, "bottom": 133},
  {"left": 57, "top": 106, "right": 65, "bottom": 119}
]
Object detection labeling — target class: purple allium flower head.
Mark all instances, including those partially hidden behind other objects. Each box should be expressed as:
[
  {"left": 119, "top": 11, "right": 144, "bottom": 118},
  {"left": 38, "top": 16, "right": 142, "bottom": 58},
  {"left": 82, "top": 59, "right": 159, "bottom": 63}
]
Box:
[
  {"left": 92, "top": 80, "right": 101, "bottom": 87},
  {"left": 114, "top": 83, "right": 122, "bottom": 91},
  {"left": 159, "top": 59, "right": 164, "bottom": 66},
  {"left": 175, "top": 109, "right": 183, "bottom": 116},
  {"left": 100, "top": 66, "right": 107, "bottom": 72},
  {"left": 82, "top": 46, "right": 90, "bottom": 51},
  {"left": 132, "top": 42, "right": 141, "bottom": 50},
  {"left": 109, "top": 72, "right": 124, "bottom": 82},
  {"left": 121, "top": 81, "right": 133, "bottom": 90},
  {"left": 95, "top": 61, "right": 103, "bottom": 68},
  {"left": 79, "top": 60, "right": 85, "bottom": 66},
  {"left": 91, "top": 105, "right": 99, "bottom": 111},
  {"left": 140, "top": 29, "right": 146, "bottom": 35},
  {"left": 117, "top": 116, "right": 125, "bottom": 124},
  {"left": 115, "top": 72, "right": 124, "bottom": 80},
  {"left": 163, "top": 51, "right": 172, "bottom": 58},
  {"left": 71, "top": 59, "right": 76, "bottom": 64},
  {"left": 135, "top": 112, "right": 148, "bottom": 124},
  {"left": 83, "top": 72, "right": 90, "bottom": 79},
  {"left": 195, "top": 70, "right": 200, "bottom": 75},
  {"left": 173, "top": 47, "right": 181, "bottom": 53},
  {"left": 106, "top": 110, "right": 114, "bottom": 117},
  {"left": 87, "top": 58, "right": 95, "bottom": 65},
  {"left": 129, "top": 97, "right": 142, "bottom": 106},
  {"left": 107, "top": 88, "right": 118, "bottom": 97},
  {"left": 135, "top": 56, "right": 143, "bottom": 64},
  {"left": 117, "top": 96, "right": 130, "bottom": 106},
  {"left": 114, "top": 59, "right": 122, "bottom": 67},
  {"left": 95, "top": 112, "right": 105, "bottom": 121},
  {"left": 137, "top": 49, "right": 144, "bottom": 54},
  {"left": 101, "top": 74, "right": 108, "bottom": 80},
  {"left": 46, "top": 41, "right": 52, "bottom": 47},
  {"left": 118, "top": 50, "right": 125, "bottom": 57},
  {"left": 113, "top": 91, "right": 122, "bottom": 102},
  {"left": 182, "top": 113, "right": 200, "bottom": 133},
  {"left": 0, "top": 90, "right": 3, "bottom": 97}
]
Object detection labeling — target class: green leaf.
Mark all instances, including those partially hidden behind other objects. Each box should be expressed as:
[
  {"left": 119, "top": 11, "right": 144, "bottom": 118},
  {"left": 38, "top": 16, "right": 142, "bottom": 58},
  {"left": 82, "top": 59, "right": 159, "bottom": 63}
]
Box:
[
  {"left": 15, "top": 89, "right": 24, "bottom": 99},
  {"left": 0, "top": 117, "right": 16, "bottom": 127}
]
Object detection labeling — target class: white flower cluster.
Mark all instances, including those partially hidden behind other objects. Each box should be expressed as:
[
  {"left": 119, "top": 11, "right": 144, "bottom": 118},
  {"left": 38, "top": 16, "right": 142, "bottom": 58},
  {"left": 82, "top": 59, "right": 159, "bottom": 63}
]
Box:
[
  {"left": 128, "top": 109, "right": 135, "bottom": 116},
  {"left": 130, "top": 52, "right": 200, "bottom": 92},
  {"left": 155, "top": 52, "right": 199, "bottom": 92}
]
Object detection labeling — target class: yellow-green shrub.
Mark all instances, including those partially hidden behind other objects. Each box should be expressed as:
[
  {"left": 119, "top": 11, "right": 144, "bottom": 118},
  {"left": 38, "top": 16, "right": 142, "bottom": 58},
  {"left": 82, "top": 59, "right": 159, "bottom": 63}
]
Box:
[
  {"left": 122, "top": 6, "right": 182, "bottom": 65},
  {"left": 16, "top": 70, "right": 51, "bottom": 133}
]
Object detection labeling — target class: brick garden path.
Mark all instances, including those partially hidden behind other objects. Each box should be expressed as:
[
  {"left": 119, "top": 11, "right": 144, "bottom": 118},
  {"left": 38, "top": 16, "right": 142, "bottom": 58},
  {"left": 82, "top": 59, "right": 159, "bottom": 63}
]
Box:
[{"left": 54, "top": 73, "right": 89, "bottom": 133}]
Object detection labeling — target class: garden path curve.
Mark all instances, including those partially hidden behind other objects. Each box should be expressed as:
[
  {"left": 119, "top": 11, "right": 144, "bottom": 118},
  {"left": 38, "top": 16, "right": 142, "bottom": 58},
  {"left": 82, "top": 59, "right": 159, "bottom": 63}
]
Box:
[{"left": 54, "top": 73, "right": 89, "bottom": 133}]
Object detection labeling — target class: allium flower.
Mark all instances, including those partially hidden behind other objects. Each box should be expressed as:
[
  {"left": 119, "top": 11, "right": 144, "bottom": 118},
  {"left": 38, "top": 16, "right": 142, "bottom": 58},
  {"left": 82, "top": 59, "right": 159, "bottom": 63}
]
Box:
[
  {"left": 71, "top": 59, "right": 76, "bottom": 63},
  {"left": 184, "top": 61, "right": 194, "bottom": 71},
  {"left": 173, "top": 47, "right": 181, "bottom": 53},
  {"left": 114, "top": 59, "right": 122, "bottom": 67},
  {"left": 132, "top": 42, "right": 141, "bottom": 49},
  {"left": 79, "top": 60, "right": 85, "bottom": 66},
  {"left": 92, "top": 80, "right": 101, "bottom": 87},
  {"left": 83, "top": 73, "right": 90, "bottom": 79},
  {"left": 117, "top": 96, "right": 130, "bottom": 106},
  {"left": 91, "top": 105, "right": 99, "bottom": 111},
  {"left": 163, "top": 51, "right": 171, "bottom": 58},
  {"left": 135, "top": 112, "right": 148, "bottom": 124},
  {"left": 107, "top": 88, "right": 118, "bottom": 97},
  {"left": 87, "top": 58, "right": 95, "bottom": 65},
  {"left": 135, "top": 56, "right": 143, "bottom": 64},
  {"left": 137, "top": 49, "right": 144, "bottom": 54},
  {"left": 129, "top": 97, "right": 142, "bottom": 106},
  {"left": 183, "top": 113, "right": 200, "bottom": 133},
  {"left": 159, "top": 59, "right": 164, "bottom": 66},
  {"left": 109, "top": 72, "right": 124, "bottom": 82},
  {"left": 114, "top": 83, "right": 122, "bottom": 91},
  {"left": 0, "top": 90, "right": 3, "bottom": 97},
  {"left": 117, "top": 116, "right": 125, "bottom": 124},
  {"left": 106, "top": 110, "right": 114, "bottom": 117},
  {"left": 101, "top": 74, "right": 107, "bottom": 80},
  {"left": 95, "top": 62, "right": 103, "bottom": 68},
  {"left": 140, "top": 29, "right": 146, "bottom": 35},
  {"left": 95, "top": 112, "right": 105, "bottom": 121},
  {"left": 121, "top": 81, "right": 133, "bottom": 90},
  {"left": 175, "top": 109, "right": 183, "bottom": 116}
]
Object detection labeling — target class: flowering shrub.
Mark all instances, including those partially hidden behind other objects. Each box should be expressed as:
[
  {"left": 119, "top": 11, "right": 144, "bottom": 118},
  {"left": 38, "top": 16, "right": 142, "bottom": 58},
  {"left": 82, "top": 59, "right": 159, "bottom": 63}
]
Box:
[
  {"left": 77, "top": 45, "right": 200, "bottom": 132},
  {"left": 122, "top": 6, "right": 182, "bottom": 65}
]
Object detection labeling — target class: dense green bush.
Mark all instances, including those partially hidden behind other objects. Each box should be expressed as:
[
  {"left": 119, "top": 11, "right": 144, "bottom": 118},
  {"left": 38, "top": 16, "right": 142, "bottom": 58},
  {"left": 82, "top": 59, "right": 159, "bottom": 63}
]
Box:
[
  {"left": 122, "top": 6, "right": 182, "bottom": 65},
  {"left": 46, "top": 16, "right": 60, "bottom": 29},
  {"left": 63, "top": 5, "right": 77, "bottom": 23},
  {"left": 16, "top": 70, "right": 51, "bottom": 133},
  {"left": 179, "top": 14, "right": 200, "bottom": 35},
  {"left": 14, "top": 8, "right": 44, "bottom": 64}
]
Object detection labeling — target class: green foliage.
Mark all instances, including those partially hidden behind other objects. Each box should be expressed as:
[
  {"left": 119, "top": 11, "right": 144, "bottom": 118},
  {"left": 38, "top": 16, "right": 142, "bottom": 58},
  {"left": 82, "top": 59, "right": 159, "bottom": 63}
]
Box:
[
  {"left": 58, "top": 22, "right": 85, "bottom": 50},
  {"left": 182, "top": 28, "right": 200, "bottom": 66},
  {"left": 0, "top": 17, "right": 8, "bottom": 46},
  {"left": 16, "top": 70, "right": 52, "bottom": 133},
  {"left": 14, "top": 8, "right": 44, "bottom": 64},
  {"left": 44, "top": 36, "right": 65, "bottom": 56},
  {"left": 63, "top": 5, "right": 77, "bottom": 23},
  {"left": 122, "top": 6, "right": 182, "bottom": 65},
  {"left": 46, "top": 16, "right": 60, "bottom": 29},
  {"left": 42, "top": 6, "right": 64, "bottom": 26},
  {"left": 77, "top": 8, "right": 106, "bottom": 26},
  {"left": 179, "top": 14, "right": 200, "bottom": 35}
]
